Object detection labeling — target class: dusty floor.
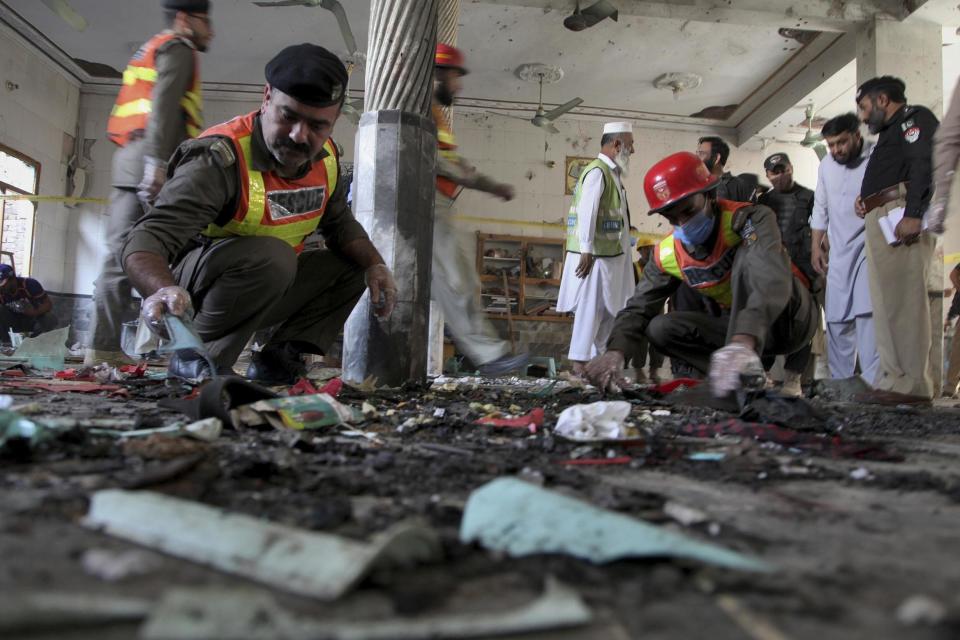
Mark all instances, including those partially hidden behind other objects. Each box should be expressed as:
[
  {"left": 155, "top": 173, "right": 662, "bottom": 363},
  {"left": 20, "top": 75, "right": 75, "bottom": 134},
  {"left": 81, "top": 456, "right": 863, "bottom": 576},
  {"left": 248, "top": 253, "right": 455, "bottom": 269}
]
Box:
[{"left": 1, "top": 369, "right": 959, "bottom": 639}]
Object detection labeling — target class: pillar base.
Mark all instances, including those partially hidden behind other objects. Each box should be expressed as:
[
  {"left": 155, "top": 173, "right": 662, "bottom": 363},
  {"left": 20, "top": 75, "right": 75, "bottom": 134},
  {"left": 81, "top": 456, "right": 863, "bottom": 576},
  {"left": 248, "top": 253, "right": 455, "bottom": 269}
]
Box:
[{"left": 342, "top": 110, "right": 437, "bottom": 386}]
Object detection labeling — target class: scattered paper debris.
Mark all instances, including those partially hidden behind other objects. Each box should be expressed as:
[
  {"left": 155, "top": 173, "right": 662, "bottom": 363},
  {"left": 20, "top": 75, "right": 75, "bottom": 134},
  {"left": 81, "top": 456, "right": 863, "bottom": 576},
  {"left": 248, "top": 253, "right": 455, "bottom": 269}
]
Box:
[
  {"left": 554, "top": 401, "right": 635, "bottom": 441},
  {"left": 140, "top": 577, "right": 591, "bottom": 640},
  {"left": 896, "top": 594, "right": 947, "bottom": 626},
  {"left": 664, "top": 501, "right": 709, "bottom": 526},
  {"left": 460, "top": 478, "right": 772, "bottom": 572},
  {"left": 81, "top": 548, "right": 163, "bottom": 582},
  {"left": 83, "top": 489, "right": 441, "bottom": 601}
]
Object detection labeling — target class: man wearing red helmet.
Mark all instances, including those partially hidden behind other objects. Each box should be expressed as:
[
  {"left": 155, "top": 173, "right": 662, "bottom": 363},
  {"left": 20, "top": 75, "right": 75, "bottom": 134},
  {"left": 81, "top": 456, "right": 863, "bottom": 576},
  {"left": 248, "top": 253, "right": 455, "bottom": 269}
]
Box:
[
  {"left": 584, "top": 152, "right": 819, "bottom": 397},
  {"left": 430, "top": 44, "right": 528, "bottom": 376}
]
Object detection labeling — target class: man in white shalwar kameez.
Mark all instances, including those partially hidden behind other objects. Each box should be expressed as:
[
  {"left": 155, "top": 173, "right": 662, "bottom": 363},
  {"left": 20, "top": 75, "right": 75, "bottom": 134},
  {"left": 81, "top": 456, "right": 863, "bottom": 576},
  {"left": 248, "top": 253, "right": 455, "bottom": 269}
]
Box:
[
  {"left": 557, "top": 122, "right": 637, "bottom": 375},
  {"left": 810, "top": 113, "right": 880, "bottom": 383}
]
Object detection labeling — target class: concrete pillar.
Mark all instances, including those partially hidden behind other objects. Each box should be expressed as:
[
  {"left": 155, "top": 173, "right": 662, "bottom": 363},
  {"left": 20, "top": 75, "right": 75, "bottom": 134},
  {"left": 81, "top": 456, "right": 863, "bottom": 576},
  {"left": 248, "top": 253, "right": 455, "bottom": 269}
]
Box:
[
  {"left": 857, "top": 17, "right": 946, "bottom": 393},
  {"left": 856, "top": 17, "right": 943, "bottom": 116},
  {"left": 427, "top": 0, "right": 460, "bottom": 377},
  {"left": 342, "top": 0, "right": 439, "bottom": 386}
]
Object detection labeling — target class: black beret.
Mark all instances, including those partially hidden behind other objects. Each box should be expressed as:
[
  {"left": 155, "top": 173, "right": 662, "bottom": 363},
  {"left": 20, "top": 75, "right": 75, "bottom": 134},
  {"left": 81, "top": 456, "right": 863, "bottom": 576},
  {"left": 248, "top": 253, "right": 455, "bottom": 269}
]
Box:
[
  {"left": 163, "top": 0, "right": 210, "bottom": 12},
  {"left": 265, "top": 44, "right": 348, "bottom": 108}
]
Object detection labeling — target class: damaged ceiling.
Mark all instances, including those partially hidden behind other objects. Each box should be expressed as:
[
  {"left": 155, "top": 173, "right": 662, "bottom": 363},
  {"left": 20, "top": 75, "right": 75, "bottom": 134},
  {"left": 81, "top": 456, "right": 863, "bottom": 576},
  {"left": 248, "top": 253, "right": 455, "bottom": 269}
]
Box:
[{"left": 1, "top": 0, "right": 958, "bottom": 143}]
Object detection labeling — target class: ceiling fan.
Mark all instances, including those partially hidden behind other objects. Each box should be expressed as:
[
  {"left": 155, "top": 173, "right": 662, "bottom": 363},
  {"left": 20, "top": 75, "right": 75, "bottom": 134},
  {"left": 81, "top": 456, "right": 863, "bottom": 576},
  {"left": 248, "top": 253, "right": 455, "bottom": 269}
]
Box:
[
  {"left": 41, "top": 0, "right": 88, "bottom": 31},
  {"left": 254, "top": 0, "right": 364, "bottom": 122},
  {"left": 497, "top": 73, "right": 583, "bottom": 135},
  {"left": 563, "top": 0, "right": 619, "bottom": 32},
  {"left": 799, "top": 103, "right": 827, "bottom": 160},
  {"left": 252, "top": 0, "right": 359, "bottom": 61}
]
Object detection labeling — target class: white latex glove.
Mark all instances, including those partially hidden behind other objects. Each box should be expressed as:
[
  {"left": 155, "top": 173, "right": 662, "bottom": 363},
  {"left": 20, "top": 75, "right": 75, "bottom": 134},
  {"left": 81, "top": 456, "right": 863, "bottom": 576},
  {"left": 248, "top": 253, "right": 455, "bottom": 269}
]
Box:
[
  {"left": 6, "top": 299, "right": 30, "bottom": 314},
  {"left": 709, "top": 342, "right": 764, "bottom": 397},
  {"left": 141, "top": 285, "right": 192, "bottom": 337},
  {"left": 584, "top": 350, "right": 628, "bottom": 393},
  {"left": 364, "top": 264, "right": 397, "bottom": 318},
  {"left": 927, "top": 199, "right": 948, "bottom": 235},
  {"left": 137, "top": 156, "right": 167, "bottom": 207}
]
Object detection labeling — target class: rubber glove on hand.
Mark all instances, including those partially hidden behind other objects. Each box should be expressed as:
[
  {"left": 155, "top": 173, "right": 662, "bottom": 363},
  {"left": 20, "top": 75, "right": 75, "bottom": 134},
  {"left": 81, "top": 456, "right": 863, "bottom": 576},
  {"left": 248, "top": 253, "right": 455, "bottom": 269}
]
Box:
[
  {"left": 365, "top": 264, "right": 397, "bottom": 318},
  {"left": 141, "top": 286, "right": 192, "bottom": 338},
  {"left": 584, "top": 350, "right": 628, "bottom": 393},
  {"left": 6, "top": 299, "right": 29, "bottom": 314},
  {"left": 709, "top": 342, "right": 764, "bottom": 397},
  {"left": 137, "top": 156, "right": 167, "bottom": 207},
  {"left": 927, "top": 198, "right": 948, "bottom": 235}
]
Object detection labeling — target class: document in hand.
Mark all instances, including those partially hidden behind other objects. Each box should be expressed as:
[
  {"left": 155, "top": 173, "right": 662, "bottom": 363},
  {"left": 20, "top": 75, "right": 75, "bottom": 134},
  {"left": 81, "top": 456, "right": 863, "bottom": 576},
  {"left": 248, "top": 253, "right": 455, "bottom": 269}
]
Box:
[{"left": 878, "top": 207, "right": 929, "bottom": 245}]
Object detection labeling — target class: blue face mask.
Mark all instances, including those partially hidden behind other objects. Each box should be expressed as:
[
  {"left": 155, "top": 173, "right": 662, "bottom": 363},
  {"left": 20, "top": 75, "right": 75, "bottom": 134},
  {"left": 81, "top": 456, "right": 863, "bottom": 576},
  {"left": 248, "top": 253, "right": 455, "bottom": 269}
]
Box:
[{"left": 673, "top": 210, "right": 715, "bottom": 246}]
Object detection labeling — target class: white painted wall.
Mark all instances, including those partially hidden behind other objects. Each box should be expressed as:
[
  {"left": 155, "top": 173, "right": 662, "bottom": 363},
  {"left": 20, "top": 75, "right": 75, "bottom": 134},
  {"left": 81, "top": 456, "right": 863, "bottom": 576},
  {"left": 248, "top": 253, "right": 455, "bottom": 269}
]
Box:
[
  {"left": 449, "top": 111, "right": 821, "bottom": 243},
  {"left": 0, "top": 27, "right": 80, "bottom": 291}
]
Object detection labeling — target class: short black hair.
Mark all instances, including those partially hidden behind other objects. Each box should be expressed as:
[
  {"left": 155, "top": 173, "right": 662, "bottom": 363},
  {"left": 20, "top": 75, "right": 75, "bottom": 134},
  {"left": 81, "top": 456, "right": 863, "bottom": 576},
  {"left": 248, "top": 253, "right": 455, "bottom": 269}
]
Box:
[
  {"left": 698, "top": 136, "right": 730, "bottom": 166},
  {"left": 856, "top": 76, "right": 907, "bottom": 105},
  {"left": 820, "top": 112, "right": 860, "bottom": 138}
]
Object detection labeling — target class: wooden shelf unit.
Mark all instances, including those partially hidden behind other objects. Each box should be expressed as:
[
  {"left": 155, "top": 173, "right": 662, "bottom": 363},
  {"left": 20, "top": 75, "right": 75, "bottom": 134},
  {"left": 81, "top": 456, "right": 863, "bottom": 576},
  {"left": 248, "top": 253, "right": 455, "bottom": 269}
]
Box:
[{"left": 476, "top": 232, "right": 571, "bottom": 323}]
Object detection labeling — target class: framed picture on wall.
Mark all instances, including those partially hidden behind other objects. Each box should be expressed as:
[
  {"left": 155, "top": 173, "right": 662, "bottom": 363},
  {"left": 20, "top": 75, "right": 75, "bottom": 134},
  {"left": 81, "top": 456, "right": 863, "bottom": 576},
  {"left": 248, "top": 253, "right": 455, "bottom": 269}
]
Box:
[{"left": 564, "top": 156, "right": 595, "bottom": 195}]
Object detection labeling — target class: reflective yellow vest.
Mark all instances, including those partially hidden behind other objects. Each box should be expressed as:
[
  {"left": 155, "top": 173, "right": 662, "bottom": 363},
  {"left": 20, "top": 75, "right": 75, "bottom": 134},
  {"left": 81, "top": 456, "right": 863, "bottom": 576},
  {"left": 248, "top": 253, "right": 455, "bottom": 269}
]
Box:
[
  {"left": 107, "top": 32, "right": 203, "bottom": 146},
  {"left": 433, "top": 104, "right": 463, "bottom": 200},
  {"left": 655, "top": 200, "right": 811, "bottom": 308},
  {"left": 655, "top": 204, "right": 743, "bottom": 308},
  {"left": 198, "top": 112, "right": 339, "bottom": 254},
  {"left": 565, "top": 159, "right": 625, "bottom": 257}
]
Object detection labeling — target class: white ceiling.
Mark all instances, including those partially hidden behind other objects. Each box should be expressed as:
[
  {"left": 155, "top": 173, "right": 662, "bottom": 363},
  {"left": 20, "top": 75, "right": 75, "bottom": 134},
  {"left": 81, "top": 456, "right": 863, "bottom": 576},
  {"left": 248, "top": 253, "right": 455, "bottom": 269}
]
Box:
[
  {"left": 2, "top": 0, "right": 959, "bottom": 143},
  {"left": 2, "top": 0, "right": 825, "bottom": 115}
]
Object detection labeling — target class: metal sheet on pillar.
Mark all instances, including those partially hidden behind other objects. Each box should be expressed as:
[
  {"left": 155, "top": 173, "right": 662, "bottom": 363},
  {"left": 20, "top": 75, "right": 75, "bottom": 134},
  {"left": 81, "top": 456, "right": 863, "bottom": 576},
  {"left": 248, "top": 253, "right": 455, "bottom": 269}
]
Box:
[{"left": 343, "top": 111, "right": 437, "bottom": 386}]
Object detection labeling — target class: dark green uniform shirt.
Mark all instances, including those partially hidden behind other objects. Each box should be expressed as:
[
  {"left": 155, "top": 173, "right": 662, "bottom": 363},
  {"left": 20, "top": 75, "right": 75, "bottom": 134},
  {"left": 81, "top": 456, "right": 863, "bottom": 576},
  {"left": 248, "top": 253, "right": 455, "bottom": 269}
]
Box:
[
  {"left": 112, "top": 36, "right": 197, "bottom": 187},
  {"left": 121, "top": 115, "right": 369, "bottom": 267},
  {"left": 606, "top": 204, "right": 803, "bottom": 356}
]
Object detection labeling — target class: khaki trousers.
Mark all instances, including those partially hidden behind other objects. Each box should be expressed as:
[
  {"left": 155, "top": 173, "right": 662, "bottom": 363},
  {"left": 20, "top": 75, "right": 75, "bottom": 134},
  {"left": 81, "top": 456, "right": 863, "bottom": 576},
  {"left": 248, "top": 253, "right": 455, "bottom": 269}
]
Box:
[
  {"left": 863, "top": 197, "right": 936, "bottom": 398},
  {"left": 89, "top": 187, "right": 145, "bottom": 351}
]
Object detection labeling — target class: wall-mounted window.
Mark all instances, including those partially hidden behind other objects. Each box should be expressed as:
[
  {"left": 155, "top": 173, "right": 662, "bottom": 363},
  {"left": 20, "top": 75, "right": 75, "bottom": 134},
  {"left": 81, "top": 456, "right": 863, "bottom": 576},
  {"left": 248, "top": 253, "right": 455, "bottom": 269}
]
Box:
[{"left": 0, "top": 144, "right": 40, "bottom": 275}]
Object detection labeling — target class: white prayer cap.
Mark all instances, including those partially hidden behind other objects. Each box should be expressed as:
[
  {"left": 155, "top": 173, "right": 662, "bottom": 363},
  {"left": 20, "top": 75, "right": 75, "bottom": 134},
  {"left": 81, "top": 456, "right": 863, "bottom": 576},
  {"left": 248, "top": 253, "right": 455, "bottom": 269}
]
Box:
[{"left": 603, "top": 121, "right": 633, "bottom": 135}]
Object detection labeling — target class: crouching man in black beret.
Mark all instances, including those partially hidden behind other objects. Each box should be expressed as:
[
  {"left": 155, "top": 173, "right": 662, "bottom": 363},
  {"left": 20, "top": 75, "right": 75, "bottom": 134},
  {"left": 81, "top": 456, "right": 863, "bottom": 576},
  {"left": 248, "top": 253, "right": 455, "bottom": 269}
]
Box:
[{"left": 122, "top": 43, "right": 397, "bottom": 383}]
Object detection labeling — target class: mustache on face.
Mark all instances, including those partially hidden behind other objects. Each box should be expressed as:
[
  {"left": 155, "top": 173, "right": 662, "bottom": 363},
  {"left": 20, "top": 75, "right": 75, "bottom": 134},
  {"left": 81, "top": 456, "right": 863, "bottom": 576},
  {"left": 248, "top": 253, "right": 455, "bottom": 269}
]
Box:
[{"left": 274, "top": 138, "right": 311, "bottom": 156}]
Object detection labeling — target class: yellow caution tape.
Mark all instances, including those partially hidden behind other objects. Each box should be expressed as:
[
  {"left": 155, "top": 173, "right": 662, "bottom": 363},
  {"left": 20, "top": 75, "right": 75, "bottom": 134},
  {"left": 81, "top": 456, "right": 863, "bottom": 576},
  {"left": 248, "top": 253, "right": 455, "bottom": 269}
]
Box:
[
  {"left": 0, "top": 194, "right": 108, "bottom": 204},
  {"left": 5, "top": 195, "right": 958, "bottom": 261},
  {"left": 452, "top": 214, "right": 664, "bottom": 245}
]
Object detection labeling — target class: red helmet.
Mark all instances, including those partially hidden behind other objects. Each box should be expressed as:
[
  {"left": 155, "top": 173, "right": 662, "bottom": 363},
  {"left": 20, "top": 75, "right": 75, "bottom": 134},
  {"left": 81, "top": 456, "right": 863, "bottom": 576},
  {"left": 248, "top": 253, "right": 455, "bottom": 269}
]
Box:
[
  {"left": 435, "top": 43, "right": 468, "bottom": 75},
  {"left": 643, "top": 151, "right": 718, "bottom": 215}
]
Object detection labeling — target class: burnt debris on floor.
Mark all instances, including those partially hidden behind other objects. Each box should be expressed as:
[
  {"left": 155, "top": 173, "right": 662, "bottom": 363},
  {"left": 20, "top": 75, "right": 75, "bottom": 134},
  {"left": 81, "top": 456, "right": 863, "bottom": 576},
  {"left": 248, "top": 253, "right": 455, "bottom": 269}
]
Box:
[{"left": 2, "top": 364, "right": 960, "bottom": 639}]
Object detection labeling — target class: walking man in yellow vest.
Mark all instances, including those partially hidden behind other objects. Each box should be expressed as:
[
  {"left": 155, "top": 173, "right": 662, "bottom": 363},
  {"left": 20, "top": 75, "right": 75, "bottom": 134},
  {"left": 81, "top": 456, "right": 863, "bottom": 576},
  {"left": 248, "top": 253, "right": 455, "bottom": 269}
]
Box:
[
  {"left": 86, "top": 0, "right": 213, "bottom": 366},
  {"left": 122, "top": 44, "right": 397, "bottom": 382},
  {"left": 557, "top": 122, "right": 636, "bottom": 376},
  {"left": 583, "top": 152, "right": 819, "bottom": 397},
  {"left": 430, "top": 44, "right": 528, "bottom": 376}
]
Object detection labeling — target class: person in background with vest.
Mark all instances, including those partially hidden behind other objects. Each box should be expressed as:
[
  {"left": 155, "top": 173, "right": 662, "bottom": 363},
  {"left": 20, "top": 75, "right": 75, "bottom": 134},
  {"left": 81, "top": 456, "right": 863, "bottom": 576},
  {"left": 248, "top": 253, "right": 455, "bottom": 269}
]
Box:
[
  {"left": 87, "top": 0, "right": 212, "bottom": 366},
  {"left": 583, "top": 152, "right": 819, "bottom": 396},
  {"left": 853, "top": 76, "right": 940, "bottom": 405},
  {"left": 557, "top": 122, "right": 637, "bottom": 377},
  {"left": 0, "top": 264, "right": 57, "bottom": 341},
  {"left": 121, "top": 44, "right": 397, "bottom": 382},
  {"left": 757, "top": 152, "right": 816, "bottom": 396},
  {"left": 811, "top": 113, "right": 879, "bottom": 385},
  {"left": 431, "top": 44, "right": 528, "bottom": 376}
]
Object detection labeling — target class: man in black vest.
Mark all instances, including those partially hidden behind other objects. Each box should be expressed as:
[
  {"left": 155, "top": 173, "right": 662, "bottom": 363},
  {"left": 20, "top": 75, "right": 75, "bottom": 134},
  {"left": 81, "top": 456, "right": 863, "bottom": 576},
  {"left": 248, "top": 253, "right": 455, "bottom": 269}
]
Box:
[{"left": 758, "top": 152, "right": 816, "bottom": 396}]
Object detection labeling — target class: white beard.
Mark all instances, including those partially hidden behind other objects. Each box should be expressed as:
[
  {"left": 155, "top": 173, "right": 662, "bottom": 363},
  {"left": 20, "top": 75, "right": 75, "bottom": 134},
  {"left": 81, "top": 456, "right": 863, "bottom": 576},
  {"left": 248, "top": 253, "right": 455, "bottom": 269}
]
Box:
[{"left": 614, "top": 150, "right": 631, "bottom": 176}]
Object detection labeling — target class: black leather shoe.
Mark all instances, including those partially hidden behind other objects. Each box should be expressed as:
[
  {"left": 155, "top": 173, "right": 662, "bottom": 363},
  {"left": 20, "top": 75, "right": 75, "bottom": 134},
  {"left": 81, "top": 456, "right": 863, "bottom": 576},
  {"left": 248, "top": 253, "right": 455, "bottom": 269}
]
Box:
[
  {"left": 167, "top": 350, "right": 233, "bottom": 381},
  {"left": 246, "top": 343, "right": 307, "bottom": 384}
]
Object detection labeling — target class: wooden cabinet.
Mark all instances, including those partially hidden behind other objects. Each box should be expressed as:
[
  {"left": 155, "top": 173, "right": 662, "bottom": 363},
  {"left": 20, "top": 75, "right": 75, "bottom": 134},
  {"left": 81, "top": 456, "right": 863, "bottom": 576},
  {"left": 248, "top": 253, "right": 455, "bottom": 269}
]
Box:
[{"left": 475, "top": 233, "right": 571, "bottom": 323}]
